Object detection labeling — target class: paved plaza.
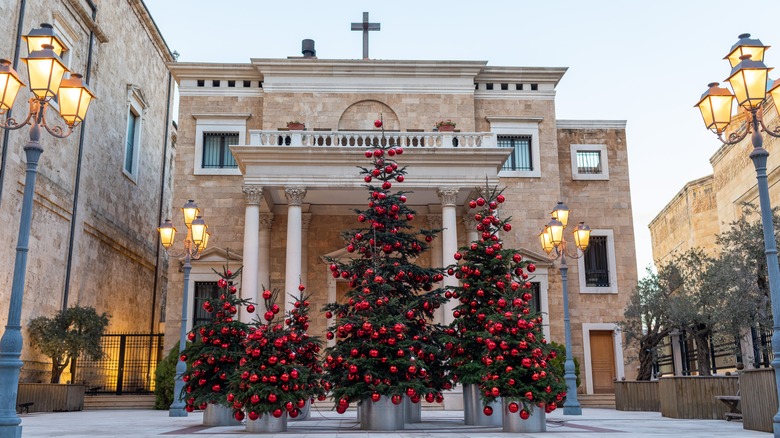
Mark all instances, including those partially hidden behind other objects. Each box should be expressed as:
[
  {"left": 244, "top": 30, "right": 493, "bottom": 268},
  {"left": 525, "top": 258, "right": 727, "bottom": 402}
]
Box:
[{"left": 16, "top": 407, "right": 770, "bottom": 437}]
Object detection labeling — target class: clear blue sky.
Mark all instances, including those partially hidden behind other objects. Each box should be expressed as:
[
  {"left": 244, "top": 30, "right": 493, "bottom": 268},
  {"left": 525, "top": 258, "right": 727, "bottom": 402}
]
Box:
[{"left": 144, "top": 0, "right": 780, "bottom": 277}]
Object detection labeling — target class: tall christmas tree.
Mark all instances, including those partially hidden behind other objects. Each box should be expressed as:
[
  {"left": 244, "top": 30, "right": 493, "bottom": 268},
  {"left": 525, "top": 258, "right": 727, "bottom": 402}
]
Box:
[
  {"left": 446, "top": 186, "right": 566, "bottom": 419},
  {"left": 180, "top": 266, "right": 253, "bottom": 412},
  {"left": 322, "top": 121, "right": 452, "bottom": 413},
  {"left": 227, "top": 286, "right": 324, "bottom": 421}
]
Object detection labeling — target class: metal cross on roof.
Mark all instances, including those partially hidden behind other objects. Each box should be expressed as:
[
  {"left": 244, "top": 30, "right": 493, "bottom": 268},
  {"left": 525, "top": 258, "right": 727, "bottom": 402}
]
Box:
[{"left": 351, "top": 12, "right": 380, "bottom": 59}]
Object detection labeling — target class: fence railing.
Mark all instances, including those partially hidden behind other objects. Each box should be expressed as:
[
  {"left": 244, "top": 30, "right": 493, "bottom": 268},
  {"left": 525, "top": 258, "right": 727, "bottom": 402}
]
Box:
[
  {"left": 248, "top": 130, "right": 495, "bottom": 149},
  {"left": 74, "top": 333, "right": 164, "bottom": 395}
]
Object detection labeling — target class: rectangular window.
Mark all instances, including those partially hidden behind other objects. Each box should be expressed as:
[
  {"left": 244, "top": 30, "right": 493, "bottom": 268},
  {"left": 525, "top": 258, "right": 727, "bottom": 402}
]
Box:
[
  {"left": 497, "top": 135, "right": 532, "bottom": 171},
  {"left": 202, "top": 132, "right": 239, "bottom": 168},
  {"left": 193, "top": 282, "right": 220, "bottom": 327},
  {"left": 576, "top": 150, "right": 602, "bottom": 174},
  {"left": 584, "top": 236, "right": 610, "bottom": 287},
  {"left": 529, "top": 282, "right": 541, "bottom": 313},
  {"left": 124, "top": 110, "right": 139, "bottom": 174}
]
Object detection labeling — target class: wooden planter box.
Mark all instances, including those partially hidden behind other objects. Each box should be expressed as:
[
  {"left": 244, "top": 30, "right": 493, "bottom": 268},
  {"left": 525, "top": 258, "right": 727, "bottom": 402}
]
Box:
[
  {"left": 740, "top": 368, "right": 778, "bottom": 433},
  {"left": 614, "top": 380, "right": 659, "bottom": 411},
  {"left": 16, "top": 383, "right": 86, "bottom": 413},
  {"left": 659, "top": 376, "right": 738, "bottom": 419}
]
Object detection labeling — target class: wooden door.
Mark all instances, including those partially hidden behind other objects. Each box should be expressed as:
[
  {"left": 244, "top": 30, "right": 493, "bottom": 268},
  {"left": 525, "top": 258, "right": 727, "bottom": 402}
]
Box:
[{"left": 590, "top": 330, "right": 616, "bottom": 394}]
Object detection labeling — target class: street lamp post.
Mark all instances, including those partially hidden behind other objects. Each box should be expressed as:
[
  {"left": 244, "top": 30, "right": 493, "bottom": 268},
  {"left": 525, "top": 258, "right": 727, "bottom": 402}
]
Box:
[
  {"left": 157, "top": 200, "right": 209, "bottom": 417},
  {"left": 539, "top": 202, "right": 591, "bottom": 416},
  {"left": 694, "top": 34, "right": 780, "bottom": 437},
  {"left": 0, "top": 24, "right": 94, "bottom": 438}
]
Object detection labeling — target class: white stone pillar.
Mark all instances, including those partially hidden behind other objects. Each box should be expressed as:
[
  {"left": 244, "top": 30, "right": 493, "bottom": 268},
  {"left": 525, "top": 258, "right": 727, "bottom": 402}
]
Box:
[
  {"left": 301, "top": 213, "right": 312, "bottom": 288},
  {"left": 427, "top": 215, "right": 444, "bottom": 324},
  {"left": 241, "top": 186, "right": 263, "bottom": 323},
  {"left": 285, "top": 187, "right": 307, "bottom": 313},
  {"left": 670, "top": 329, "right": 684, "bottom": 376},
  {"left": 462, "top": 214, "right": 479, "bottom": 246},
  {"left": 258, "top": 212, "right": 274, "bottom": 298},
  {"left": 438, "top": 187, "right": 459, "bottom": 325}
]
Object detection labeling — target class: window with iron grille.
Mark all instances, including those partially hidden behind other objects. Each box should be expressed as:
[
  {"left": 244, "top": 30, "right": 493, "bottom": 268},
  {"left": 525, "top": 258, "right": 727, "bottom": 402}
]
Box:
[
  {"left": 576, "top": 150, "right": 602, "bottom": 174},
  {"left": 202, "top": 132, "right": 238, "bottom": 168},
  {"left": 584, "top": 236, "right": 610, "bottom": 287},
  {"left": 193, "top": 281, "right": 221, "bottom": 326},
  {"left": 497, "top": 135, "right": 532, "bottom": 171}
]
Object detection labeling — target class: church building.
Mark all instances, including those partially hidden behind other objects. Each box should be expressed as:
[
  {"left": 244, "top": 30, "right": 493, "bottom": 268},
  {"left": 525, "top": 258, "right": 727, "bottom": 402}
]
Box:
[{"left": 167, "top": 26, "right": 638, "bottom": 405}]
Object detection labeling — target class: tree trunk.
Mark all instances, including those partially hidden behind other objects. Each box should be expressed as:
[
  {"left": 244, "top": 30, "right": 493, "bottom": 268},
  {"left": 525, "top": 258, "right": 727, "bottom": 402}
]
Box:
[
  {"left": 694, "top": 333, "right": 711, "bottom": 376},
  {"left": 69, "top": 356, "right": 77, "bottom": 384},
  {"left": 637, "top": 347, "right": 654, "bottom": 381},
  {"left": 50, "top": 357, "right": 69, "bottom": 384}
]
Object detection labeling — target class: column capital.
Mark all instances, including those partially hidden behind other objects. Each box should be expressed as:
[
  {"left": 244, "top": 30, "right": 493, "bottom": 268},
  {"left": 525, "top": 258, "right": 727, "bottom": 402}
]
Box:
[
  {"left": 242, "top": 186, "right": 264, "bottom": 205},
  {"left": 437, "top": 187, "right": 459, "bottom": 207},
  {"left": 284, "top": 187, "right": 307, "bottom": 206},
  {"left": 259, "top": 213, "right": 274, "bottom": 229},
  {"left": 302, "top": 213, "right": 312, "bottom": 230},
  {"left": 462, "top": 214, "right": 477, "bottom": 228}
]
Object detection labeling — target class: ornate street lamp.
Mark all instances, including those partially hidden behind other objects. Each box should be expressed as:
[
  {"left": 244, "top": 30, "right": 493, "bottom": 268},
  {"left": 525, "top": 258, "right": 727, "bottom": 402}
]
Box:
[
  {"left": 539, "top": 201, "right": 591, "bottom": 416},
  {"left": 0, "top": 24, "right": 94, "bottom": 437},
  {"left": 694, "top": 33, "right": 780, "bottom": 437},
  {"left": 157, "top": 200, "right": 210, "bottom": 417}
]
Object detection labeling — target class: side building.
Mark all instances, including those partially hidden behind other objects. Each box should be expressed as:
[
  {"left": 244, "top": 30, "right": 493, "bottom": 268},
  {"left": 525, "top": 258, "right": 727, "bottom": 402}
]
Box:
[
  {"left": 167, "top": 44, "right": 638, "bottom": 404},
  {"left": 0, "top": 0, "right": 175, "bottom": 385}
]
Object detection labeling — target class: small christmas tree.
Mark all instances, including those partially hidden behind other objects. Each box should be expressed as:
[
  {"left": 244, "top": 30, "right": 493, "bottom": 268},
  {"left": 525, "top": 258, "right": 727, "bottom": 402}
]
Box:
[
  {"left": 446, "top": 186, "right": 566, "bottom": 419},
  {"left": 322, "top": 130, "right": 452, "bottom": 413},
  {"left": 227, "top": 286, "right": 324, "bottom": 422},
  {"left": 180, "top": 267, "right": 253, "bottom": 412}
]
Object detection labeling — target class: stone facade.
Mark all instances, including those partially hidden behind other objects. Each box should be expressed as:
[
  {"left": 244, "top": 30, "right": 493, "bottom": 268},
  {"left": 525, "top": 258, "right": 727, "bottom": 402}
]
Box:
[
  {"left": 168, "top": 51, "right": 638, "bottom": 399},
  {"left": 650, "top": 101, "right": 780, "bottom": 265},
  {"left": 0, "top": 0, "right": 174, "bottom": 382}
]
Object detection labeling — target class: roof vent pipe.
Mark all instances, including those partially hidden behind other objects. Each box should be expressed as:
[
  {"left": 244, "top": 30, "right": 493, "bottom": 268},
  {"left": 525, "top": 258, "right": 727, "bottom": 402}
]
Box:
[{"left": 302, "top": 39, "right": 316, "bottom": 58}]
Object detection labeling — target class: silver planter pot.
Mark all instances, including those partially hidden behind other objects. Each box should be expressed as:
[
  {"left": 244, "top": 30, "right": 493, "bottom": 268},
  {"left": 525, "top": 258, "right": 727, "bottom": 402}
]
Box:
[
  {"left": 202, "top": 403, "right": 240, "bottom": 426},
  {"left": 403, "top": 396, "right": 421, "bottom": 423},
  {"left": 289, "top": 399, "right": 310, "bottom": 421},
  {"left": 502, "top": 404, "right": 546, "bottom": 433},
  {"left": 462, "top": 383, "right": 502, "bottom": 426},
  {"left": 246, "top": 412, "right": 288, "bottom": 433},
  {"left": 360, "top": 396, "right": 404, "bottom": 430}
]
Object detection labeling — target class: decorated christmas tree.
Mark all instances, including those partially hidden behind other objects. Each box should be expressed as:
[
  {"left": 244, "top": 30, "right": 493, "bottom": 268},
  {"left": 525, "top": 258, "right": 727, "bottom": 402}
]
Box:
[
  {"left": 227, "top": 286, "right": 324, "bottom": 422},
  {"left": 322, "top": 122, "right": 452, "bottom": 414},
  {"left": 446, "top": 186, "right": 566, "bottom": 420},
  {"left": 180, "top": 266, "right": 253, "bottom": 412}
]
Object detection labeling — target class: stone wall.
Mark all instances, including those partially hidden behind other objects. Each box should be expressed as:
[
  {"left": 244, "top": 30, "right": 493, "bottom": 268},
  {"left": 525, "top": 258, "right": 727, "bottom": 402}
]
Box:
[{"left": 0, "top": 0, "right": 174, "bottom": 380}]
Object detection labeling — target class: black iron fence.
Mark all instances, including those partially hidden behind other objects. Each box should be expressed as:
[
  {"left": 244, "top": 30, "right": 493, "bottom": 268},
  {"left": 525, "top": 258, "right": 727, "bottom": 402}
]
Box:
[{"left": 74, "top": 333, "right": 164, "bottom": 395}]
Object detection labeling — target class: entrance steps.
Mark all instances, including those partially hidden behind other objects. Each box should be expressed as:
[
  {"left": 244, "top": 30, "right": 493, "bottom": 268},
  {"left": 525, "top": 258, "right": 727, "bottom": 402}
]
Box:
[
  {"left": 577, "top": 393, "right": 616, "bottom": 408},
  {"left": 83, "top": 394, "right": 156, "bottom": 410}
]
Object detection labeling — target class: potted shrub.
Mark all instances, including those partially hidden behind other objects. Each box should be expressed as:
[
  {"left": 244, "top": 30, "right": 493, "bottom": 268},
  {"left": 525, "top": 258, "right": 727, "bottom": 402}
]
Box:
[
  {"left": 435, "top": 120, "right": 456, "bottom": 132},
  {"left": 287, "top": 121, "right": 305, "bottom": 130},
  {"left": 23, "top": 306, "right": 109, "bottom": 412}
]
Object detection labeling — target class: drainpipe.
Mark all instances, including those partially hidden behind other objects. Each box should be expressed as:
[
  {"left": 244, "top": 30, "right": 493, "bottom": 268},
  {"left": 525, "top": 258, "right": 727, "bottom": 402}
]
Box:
[
  {"left": 62, "top": 0, "right": 98, "bottom": 309},
  {"left": 0, "top": 0, "right": 27, "bottom": 206}
]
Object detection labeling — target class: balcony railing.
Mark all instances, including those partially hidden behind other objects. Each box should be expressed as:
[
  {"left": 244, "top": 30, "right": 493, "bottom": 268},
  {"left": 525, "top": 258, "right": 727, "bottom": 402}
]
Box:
[{"left": 248, "top": 130, "right": 495, "bottom": 148}]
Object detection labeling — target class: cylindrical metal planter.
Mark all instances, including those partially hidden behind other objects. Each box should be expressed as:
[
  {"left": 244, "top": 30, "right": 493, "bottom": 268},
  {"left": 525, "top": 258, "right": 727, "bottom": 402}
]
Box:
[
  {"left": 203, "top": 403, "right": 240, "bottom": 426},
  {"left": 502, "top": 404, "right": 546, "bottom": 433},
  {"left": 246, "top": 412, "right": 288, "bottom": 433},
  {"left": 289, "top": 399, "right": 310, "bottom": 421},
  {"left": 404, "top": 396, "right": 421, "bottom": 423},
  {"left": 360, "top": 396, "right": 404, "bottom": 430},
  {"left": 462, "top": 384, "right": 502, "bottom": 426}
]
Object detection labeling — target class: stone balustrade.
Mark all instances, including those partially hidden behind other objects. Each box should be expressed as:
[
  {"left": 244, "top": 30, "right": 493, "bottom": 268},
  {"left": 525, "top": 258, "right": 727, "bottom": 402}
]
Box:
[{"left": 248, "top": 130, "right": 495, "bottom": 148}]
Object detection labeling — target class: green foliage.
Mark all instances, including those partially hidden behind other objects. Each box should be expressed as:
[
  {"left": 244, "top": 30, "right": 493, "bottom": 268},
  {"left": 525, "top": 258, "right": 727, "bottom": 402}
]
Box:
[
  {"left": 620, "top": 268, "right": 672, "bottom": 380},
  {"left": 27, "top": 306, "right": 110, "bottom": 383},
  {"left": 321, "top": 141, "right": 452, "bottom": 411},
  {"left": 548, "top": 342, "right": 581, "bottom": 388},
  {"left": 445, "top": 185, "right": 566, "bottom": 416},
  {"left": 181, "top": 266, "right": 250, "bottom": 411},
  {"left": 228, "top": 288, "right": 324, "bottom": 421},
  {"left": 154, "top": 347, "right": 180, "bottom": 409}
]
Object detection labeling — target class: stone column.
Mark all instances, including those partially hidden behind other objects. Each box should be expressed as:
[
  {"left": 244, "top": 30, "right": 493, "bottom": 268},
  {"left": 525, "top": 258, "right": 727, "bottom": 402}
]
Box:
[
  {"left": 438, "top": 187, "right": 459, "bottom": 325},
  {"left": 301, "top": 213, "right": 312, "bottom": 288},
  {"left": 285, "top": 187, "right": 307, "bottom": 313},
  {"left": 462, "top": 214, "right": 479, "bottom": 246},
  {"left": 241, "top": 186, "right": 263, "bottom": 323},
  {"left": 258, "top": 213, "right": 274, "bottom": 304},
  {"left": 427, "top": 215, "right": 444, "bottom": 324}
]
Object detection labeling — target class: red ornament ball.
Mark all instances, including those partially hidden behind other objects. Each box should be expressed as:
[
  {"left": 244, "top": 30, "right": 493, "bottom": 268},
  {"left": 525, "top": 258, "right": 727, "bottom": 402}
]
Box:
[
  {"left": 374, "top": 119, "right": 383, "bottom": 128},
  {"left": 508, "top": 402, "right": 519, "bottom": 413},
  {"left": 246, "top": 304, "right": 255, "bottom": 313},
  {"left": 262, "top": 289, "right": 272, "bottom": 299},
  {"left": 520, "top": 409, "right": 530, "bottom": 420},
  {"left": 483, "top": 406, "right": 493, "bottom": 416}
]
